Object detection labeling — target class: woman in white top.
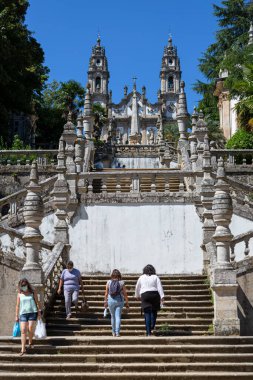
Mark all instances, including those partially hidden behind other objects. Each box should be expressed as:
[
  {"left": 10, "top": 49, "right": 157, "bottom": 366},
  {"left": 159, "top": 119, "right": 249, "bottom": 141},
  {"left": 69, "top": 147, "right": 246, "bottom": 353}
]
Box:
[{"left": 135, "top": 264, "right": 164, "bottom": 336}]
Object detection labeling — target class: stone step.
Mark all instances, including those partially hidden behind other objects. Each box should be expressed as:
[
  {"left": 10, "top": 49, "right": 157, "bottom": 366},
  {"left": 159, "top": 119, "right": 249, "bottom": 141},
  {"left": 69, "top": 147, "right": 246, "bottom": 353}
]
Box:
[
  {"left": 1, "top": 362, "right": 253, "bottom": 373},
  {"left": 81, "top": 289, "right": 211, "bottom": 295},
  {"left": 2, "top": 343, "right": 253, "bottom": 354},
  {"left": 81, "top": 284, "right": 210, "bottom": 290},
  {"left": 48, "top": 311, "right": 214, "bottom": 319},
  {"left": 53, "top": 300, "right": 213, "bottom": 307},
  {"left": 1, "top": 352, "right": 253, "bottom": 363},
  {"left": 46, "top": 318, "right": 212, "bottom": 326},
  {"left": 82, "top": 279, "right": 209, "bottom": 286},
  {"left": 70, "top": 295, "right": 211, "bottom": 302},
  {"left": 81, "top": 275, "right": 208, "bottom": 281},
  {"left": 1, "top": 372, "right": 253, "bottom": 379},
  {"left": 51, "top": 305, "right": 214, "bottom": 313}
]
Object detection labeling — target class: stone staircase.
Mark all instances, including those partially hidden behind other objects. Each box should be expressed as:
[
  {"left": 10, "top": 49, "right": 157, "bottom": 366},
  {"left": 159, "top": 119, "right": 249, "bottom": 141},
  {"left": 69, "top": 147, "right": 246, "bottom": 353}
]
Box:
[
  {"left": 46, "top": 275, "right": 213, "bottom": 336},
  {"left": 1, "top": 274, "right": 253, "bottom": 379}
]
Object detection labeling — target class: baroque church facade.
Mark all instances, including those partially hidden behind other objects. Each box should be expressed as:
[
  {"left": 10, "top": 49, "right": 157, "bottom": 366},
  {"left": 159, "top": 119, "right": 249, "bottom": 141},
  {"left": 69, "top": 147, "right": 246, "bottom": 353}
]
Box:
[{"left": 86, "top": 35, "right": 188, "bottom": 145}]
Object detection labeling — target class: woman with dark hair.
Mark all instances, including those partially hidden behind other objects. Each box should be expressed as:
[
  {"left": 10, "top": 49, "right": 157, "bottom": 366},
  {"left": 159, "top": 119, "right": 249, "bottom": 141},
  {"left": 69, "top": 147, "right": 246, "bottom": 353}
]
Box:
[
  {"left": 15, "top": 278, "right": 41, "bottom": 355},
  {"left": 57, "top": 260, "right": 84, "bottom": 319},
  {"left": 135, "top": 264, "right": 164, "bottom": 336},
  {"left": 104, "top": 269, "right": 129, "bottom": 337}
]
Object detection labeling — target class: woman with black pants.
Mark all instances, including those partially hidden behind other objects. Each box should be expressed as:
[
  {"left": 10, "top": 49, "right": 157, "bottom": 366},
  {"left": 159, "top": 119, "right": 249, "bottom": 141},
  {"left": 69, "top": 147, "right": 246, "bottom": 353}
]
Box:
[{"left": 135, "top": 265, "right": 164, "bottom": 336}]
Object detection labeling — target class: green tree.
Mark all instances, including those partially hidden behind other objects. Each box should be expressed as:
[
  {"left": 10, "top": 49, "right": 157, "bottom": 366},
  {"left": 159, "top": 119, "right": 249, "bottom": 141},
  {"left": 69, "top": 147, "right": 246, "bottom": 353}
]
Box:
[
  {"left": 92, "top": 103, "right": 107, "bottom": 140},
  {"left": 194, "top": 0, "right": 253, "bottom": 141},
  {"left": 163, "top": 123, "right": 179, "bottom": 143},
  {"left": 36, "top": 80, "right": 85, "bottom": 147},
  {"left": 0, "top": 0, "right": 48, "bottom": 142}
]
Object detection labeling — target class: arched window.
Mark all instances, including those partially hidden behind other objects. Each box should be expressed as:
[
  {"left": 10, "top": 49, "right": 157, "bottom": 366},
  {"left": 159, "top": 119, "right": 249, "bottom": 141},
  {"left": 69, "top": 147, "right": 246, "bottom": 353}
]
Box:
[
  {"left": 168, "top": 76, "right": 174, "bottom": 90},
  {"left": 95, "top": 76, "right": 101, "bottom": 91},
  {"left": 168, "top": 58, "right": 173, "bottom": 65}
]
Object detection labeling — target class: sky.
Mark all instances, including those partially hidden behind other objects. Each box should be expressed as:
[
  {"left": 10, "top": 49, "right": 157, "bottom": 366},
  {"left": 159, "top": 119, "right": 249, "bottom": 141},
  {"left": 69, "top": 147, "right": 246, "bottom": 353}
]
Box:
[{"left": 26, "top": 0, "right": 223, "bottom": 113}]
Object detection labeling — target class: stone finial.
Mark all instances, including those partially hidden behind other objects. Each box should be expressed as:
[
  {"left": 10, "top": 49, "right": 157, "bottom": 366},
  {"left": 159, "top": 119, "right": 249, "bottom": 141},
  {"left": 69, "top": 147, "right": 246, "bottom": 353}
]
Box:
[
  {"left": 83, "top": 84, "right": 94, "bottom": 140},
  {"left": 248, "top": 22, "right": 253, "bottom": 45},
  {"left": 124, "top": 85, "right": 128, "bottom": 98},
  {"left": 176, "top": 80, "right": 188, "bottom": 141},
  {"left": 196, "top": 110, "right": 207, "bottom": 129},
  {"left": 64, "top": 110, "right": 75, "bottom": 132},
  {"left": 29, "top": 160, "right": 39, "bottom": 186},
  {"left": 191, "top": 107, "right": 198, "bottom": 129},
  {"left": 109, "top": 90, "right": 112, "bottom": 102},
  {"left": 97, "top": 33, "right": 101, "bottom": 47},
  {"left": 168, "top": 36, "right": 173, "bottom": 48},
  {"left": 142, "top": 86, "right": 146, "bottom": 97}
]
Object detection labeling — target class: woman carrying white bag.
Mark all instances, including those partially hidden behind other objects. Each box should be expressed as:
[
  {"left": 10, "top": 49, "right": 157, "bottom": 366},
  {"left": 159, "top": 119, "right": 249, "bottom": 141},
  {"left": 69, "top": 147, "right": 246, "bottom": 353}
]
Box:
[{"left": 15, "top": 278, "right": 42, "bottom": 356}]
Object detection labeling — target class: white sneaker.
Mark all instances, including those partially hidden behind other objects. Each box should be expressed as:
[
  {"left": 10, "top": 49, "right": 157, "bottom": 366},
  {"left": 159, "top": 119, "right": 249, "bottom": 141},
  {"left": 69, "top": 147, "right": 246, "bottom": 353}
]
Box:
[{"left": 66, "top": 314, "right": 72, "bottom": 320}]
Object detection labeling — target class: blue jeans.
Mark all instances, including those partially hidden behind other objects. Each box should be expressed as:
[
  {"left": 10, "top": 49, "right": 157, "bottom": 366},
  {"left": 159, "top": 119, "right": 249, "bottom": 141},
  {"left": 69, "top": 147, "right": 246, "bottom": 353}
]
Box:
[
  {"left": 144, "top": 310, "right": 157, "bottom": 336},
  {"left": 108, "top": 295, "right": 124, "bottom": 335}
]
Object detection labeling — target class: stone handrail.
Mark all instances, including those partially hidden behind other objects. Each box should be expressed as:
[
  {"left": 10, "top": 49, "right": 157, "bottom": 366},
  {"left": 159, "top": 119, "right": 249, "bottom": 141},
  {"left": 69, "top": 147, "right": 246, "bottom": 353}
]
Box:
[
  {"left": 0, "top": 223, "right": 54, "bottom": 257},
  {"left": 43, "top": 242, "right": 66, "bottom": 313},
  {"left": 0, "top": 149, "right": 58, "bottom": 166},
  {"left": 211, "top": 149, "right": 253, "bottom": 167},
  {"left": 230, "top": 230, "right": 253, "bottom": 262},
  {"left": 0, "top": 175, "right": 57, "bottom": 220}
]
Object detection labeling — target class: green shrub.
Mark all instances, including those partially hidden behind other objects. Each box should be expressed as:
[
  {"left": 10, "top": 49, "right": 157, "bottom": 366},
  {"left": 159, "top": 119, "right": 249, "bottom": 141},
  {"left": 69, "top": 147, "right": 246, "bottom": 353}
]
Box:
[{"left": 226, "top": 129, "right": 253, "bottom": 149}]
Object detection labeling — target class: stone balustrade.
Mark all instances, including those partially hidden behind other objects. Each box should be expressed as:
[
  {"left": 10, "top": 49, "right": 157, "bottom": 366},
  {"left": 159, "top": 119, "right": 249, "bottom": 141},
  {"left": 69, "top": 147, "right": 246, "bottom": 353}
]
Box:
[
  {"left": 0, "top": 149, "right": 58, "bottom": 166},
  {"left": 43, "top": 242, "right": 66, "bottom": 313},
  {"left": 211, "top": 149, "right": 253, "bottom": 168},
  {"left": 230, "top": 230, "right": 253, "bottom": 262},
  {"left": 79, "top": 169, "right": 196, "bottom": 199}
]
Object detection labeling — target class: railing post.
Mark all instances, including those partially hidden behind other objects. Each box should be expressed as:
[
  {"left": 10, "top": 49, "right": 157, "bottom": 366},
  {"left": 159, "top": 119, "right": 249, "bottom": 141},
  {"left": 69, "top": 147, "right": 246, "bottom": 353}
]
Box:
[
  {"left": 21, "top": 161, "right": 44, "bottom": 307},
  {"left": 164, "top": 175, "right": 170, "bottom": 194},
  {"left": 51, "top": 138, "right": 70, "bottom": 263},
  {"left": 101, "top": 178, "right": 107, "bottom": 195},
  {"left": 179, "top": 178, "right": 184, "bottom": 193},
  {"left": 131, "top": 175, "right": 140, "bottom": 193},
  {"left": 200, "top": 135, "right": 216, "bottom": 273},
  {"left": 211, "top": 157, "right": 240, "bottom": 335},
  {"left": 150, "top": 175, "right": 156, "bottom": 193},
  {"left": 116, "top": 177, "right": 121, "bottom": 194}
]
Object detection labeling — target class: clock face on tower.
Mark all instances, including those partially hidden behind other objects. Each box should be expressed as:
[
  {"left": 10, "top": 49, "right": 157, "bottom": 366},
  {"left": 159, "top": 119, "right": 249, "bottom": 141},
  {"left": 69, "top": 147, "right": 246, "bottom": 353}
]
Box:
[{"left": 96, "top": 59, "right": 102, "bottom": 66}]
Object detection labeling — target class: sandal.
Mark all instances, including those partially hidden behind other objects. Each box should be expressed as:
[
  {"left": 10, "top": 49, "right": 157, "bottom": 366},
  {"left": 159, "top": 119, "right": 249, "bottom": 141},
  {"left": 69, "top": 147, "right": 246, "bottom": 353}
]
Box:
[
  {"left": 28, "top": 344, "right": 34, "bottom": 349},
  {"left": 19, "top": 351, "right": 26, "bottom": 356}
]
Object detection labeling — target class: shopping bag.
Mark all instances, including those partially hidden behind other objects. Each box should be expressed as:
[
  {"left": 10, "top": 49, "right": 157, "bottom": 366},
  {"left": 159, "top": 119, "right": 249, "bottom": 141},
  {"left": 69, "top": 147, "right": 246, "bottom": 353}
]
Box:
[
  {"left": 34, "top": 319, "right": 47, "bottom": 339},
  {"left": 12, "top": 322, "right": 21, "bottom": 337}
]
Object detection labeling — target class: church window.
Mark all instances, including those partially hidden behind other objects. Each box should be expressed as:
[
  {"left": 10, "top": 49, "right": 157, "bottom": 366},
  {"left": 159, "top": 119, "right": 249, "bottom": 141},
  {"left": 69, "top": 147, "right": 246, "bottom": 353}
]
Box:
[
  {"left": 169, "top": 58, "right": 173, "bottom": 65},
  {"left": 95, "top": 76, "right": 101, "bottom": 90},
  {"left": 168, "top": 76, "right": 174, "bottom": 90},
  {"left": 96, "top": 59, "right": 101, "bottom": 66}
]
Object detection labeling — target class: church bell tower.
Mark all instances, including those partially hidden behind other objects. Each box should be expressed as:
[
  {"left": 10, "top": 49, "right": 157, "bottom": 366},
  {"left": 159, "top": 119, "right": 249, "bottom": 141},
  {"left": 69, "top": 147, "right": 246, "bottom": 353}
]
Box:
[
  {"left": 87, "top": 35, "right": 110, "bottom": 106},
  {"left": 160, "top": 37, "right": 182, "bottom": 120}
]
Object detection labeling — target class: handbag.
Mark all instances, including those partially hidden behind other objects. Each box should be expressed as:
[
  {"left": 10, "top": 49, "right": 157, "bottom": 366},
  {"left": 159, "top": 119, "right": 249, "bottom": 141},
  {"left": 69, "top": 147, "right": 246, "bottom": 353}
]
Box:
[
  {"left": 34, "top": 319, "right": 47, "bottom": 339},
  {"left": 81, "top": 298, "right": 89, "bottom": 312},
  {"left": 12, "top": 321, "right": 21, "bottom": 337}
]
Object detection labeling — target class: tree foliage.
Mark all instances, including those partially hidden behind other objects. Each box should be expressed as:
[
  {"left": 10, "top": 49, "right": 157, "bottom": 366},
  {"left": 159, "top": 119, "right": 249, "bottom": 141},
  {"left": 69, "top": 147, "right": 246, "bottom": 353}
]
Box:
[
  {"left": 226, "top": 128, "right": 253, "bottom": 148},
  {"left": 36, "top": 80, "right": 85, "bottom": 147},
  {"left": 194, "top": 0, "right": 253, "bottom": 143},
  {"left": 0, "top": 0, "right": 48, "bottom": 142},
  {"left": 92, "top": 103, "right": 107, "bottom": 140},
  {"left": 163, "top": 123, "right": 179, "bottom": 143}
]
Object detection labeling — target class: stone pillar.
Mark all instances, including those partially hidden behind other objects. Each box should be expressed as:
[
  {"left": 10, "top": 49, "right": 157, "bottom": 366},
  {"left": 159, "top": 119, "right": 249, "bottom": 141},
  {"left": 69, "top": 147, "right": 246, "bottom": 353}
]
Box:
[
  {"left": 189, "top": 107, "right": 198, "bottom": 171},
  {"left": 176, "top": 81, "right": 188, "bottom": 142},
  {"left": 200, "top": 135, "right": 216, "bottom": 273},
  {"left": 75, "top": 113, "right": 85, "bottom": 174},
  {"left": 83, "top": 84, "right": 94, "bottom": 141},
  {"left": 21, "top": 161, "right": 44, "bottom": 302},
  {"left": 211, "top": 157, "right": 240, "bottom": 335},
  {"left": 51, "top": 137, "right": 70, "bottom": 262}
]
